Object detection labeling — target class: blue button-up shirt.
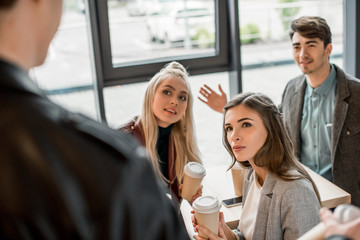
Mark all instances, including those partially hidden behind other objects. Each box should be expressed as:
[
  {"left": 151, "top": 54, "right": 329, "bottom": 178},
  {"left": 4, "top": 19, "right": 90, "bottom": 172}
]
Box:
[{"left": 300, "top": 64, "right": 336, "bottom": 181}]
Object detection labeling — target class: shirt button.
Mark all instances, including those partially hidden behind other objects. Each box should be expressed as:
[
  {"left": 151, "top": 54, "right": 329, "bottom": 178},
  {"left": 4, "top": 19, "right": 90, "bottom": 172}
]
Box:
[
  {"left": 313, "top": 124, "right": 316, "bottom": 128},
  {"left": 314, "top": 145, "right": 317, "bottom": 148},
  {"left": 347, "top": 130, "right": 351, "bottom": 135}
]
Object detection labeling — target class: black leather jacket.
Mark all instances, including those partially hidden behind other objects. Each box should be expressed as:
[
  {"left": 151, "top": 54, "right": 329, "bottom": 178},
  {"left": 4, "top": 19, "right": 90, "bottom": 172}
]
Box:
[{"left": 0, "top": 59, "right": 189, "bottom": 240}]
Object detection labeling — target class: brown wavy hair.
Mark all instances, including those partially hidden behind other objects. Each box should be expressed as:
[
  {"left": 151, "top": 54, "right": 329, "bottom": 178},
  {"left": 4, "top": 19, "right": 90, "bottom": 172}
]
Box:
[
  {"left": 223, "top": 92, "right": 320, "bottom": 202},
  {"left": 0, "top": 0, "right": 17, "bottom": 9},
  {"left": 289, "top": 16, "right": 332, "bottom": 48}
]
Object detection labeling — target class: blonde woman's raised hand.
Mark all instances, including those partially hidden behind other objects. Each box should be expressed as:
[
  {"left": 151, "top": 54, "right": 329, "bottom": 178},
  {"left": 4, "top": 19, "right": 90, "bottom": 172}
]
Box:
[{"left": 198, "top": 84, "right": 227, "bottom": 113}]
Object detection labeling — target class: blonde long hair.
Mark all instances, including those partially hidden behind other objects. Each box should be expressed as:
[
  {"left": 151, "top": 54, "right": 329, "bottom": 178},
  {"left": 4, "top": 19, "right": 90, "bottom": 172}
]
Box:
[{"left": 138, "top": 61, "right": 201, "bottom": 185}]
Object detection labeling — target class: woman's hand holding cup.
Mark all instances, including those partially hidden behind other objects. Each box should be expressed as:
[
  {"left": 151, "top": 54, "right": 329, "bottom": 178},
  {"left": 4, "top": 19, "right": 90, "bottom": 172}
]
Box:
[
  {"left": 181, "top": 162, "right": 206, "bottom": 203},
  {"left": 193, "top": 221, "right": 227, "bottom": 240},
  {"left": 191, "top": 210, "right": 237, "bottom": 240},
  {"left": 191, "top": 196, "right": 223, "bottom": 239},
  {"left": 191, "top": 185, "right": 203, "bottom": 205}
]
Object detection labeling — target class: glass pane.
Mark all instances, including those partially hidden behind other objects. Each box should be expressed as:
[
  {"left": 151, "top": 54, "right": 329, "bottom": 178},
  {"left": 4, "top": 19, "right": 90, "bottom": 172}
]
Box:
[
  {"left": 49, "top": 90, "right": 97, "bottom": 120},
  {"left": 239, "top": 0, "right": 344, "bottom": 104},
  {"left": 108, "top": 0, "right": 216, "bottom": 66},
  {"left": 30, "top": 0, "right": 97, "bottom": 119}
]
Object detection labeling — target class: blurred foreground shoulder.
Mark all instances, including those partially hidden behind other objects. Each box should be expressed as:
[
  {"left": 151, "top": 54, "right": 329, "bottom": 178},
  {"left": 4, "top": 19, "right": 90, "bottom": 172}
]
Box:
[{"left": 0, "top": 60, "right": 189, "bottom": 239}]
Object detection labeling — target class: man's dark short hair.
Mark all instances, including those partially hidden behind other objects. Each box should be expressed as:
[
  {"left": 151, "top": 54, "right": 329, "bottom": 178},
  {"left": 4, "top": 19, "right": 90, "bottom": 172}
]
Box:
[
  {"left": 0, "top": 0, "right": 17, "bottom": 9},
  {"left": 289, "top": 16, "right": 332, "bottom": 48}
]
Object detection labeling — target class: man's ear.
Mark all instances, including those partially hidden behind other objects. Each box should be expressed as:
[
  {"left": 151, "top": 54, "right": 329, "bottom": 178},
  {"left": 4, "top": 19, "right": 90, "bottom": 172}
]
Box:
[{"left": 325, "top": 43, "right": 333, "bottom": 56}]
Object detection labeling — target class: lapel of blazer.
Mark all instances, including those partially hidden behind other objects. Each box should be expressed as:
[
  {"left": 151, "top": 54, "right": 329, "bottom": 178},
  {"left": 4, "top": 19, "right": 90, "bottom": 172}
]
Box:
[
  {"left": 242, "top": 168, "right": 253, "bottom": 205},
  {"left": 290, "top": 77, "right": 307, "bottom": 157},
  {"left": 252, "top": 172, "right": 276, "bottom": 239},
  {"left": 332, "top": 65, "right": 349, "bottom": 162}
]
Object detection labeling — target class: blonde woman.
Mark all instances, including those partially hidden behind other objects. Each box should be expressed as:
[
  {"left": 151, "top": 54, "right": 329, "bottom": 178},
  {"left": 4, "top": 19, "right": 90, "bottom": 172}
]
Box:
[{"left": 121, "top": 61, "right": 202, "bottom": 204}]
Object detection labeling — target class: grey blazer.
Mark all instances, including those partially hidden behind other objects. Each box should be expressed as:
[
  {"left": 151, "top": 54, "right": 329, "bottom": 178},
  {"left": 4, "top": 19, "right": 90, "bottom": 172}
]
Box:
[
  {"left": 280, "top": 64, "right": 360, "bottom": 207},
  {"left": 235, "top": 169, "right": 320, "bottom": 240}
]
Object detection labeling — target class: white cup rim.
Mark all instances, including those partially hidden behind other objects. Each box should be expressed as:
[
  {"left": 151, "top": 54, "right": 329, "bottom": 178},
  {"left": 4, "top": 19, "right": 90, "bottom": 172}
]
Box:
[
  {"left": 192, "top": 196, "right": 221, "bottom": 214},
  {"left": 185, "top": 162, "right": 206, "bottom": 178}
]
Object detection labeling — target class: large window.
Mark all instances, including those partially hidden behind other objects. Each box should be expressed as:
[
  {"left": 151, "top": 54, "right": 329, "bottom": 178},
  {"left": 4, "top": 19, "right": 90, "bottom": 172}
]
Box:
[{"left": 33, "top": 0, "right": 358, "bottom": 168}]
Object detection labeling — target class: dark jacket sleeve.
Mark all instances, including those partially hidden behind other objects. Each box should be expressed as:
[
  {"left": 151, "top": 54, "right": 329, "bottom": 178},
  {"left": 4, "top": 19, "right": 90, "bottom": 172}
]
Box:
[
  {"left": 0, "top": 100, "right": 189, "bottom": 240},
  {"left": 119, "top": 117, "right": 146, "bottom": 147}
]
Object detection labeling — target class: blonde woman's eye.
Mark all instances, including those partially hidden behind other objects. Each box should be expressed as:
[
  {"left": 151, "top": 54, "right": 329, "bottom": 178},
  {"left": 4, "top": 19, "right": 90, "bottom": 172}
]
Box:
[
  {"left": 163, "top": 90, "right": 171, "bottom": 95},
  {"left": 179, "top": 96, "right": 187, "bottom": 101}
]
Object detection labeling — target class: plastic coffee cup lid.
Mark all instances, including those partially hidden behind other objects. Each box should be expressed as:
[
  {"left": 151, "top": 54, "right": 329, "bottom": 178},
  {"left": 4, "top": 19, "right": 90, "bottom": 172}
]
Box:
[
  {"left": 192, "top": 196, "right": 221, "bottom": 214},
  {"left": 184, "top": 162, "right": 206, "bottom": 178}
]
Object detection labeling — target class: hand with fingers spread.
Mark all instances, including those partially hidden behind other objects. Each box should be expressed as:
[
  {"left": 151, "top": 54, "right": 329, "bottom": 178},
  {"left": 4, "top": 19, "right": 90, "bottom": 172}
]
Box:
[
  {"left": 320, "top": 207, "right": 360, "bottom": 240},
  {"left": 198, "top": 84, "right": 227, "bottom": 113}
]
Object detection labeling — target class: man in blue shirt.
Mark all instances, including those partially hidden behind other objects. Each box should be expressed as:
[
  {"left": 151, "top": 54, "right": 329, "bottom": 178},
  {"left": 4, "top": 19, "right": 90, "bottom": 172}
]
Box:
[
  {"left": 280, "top": 16, "right": 360, "bottom": 207},
  {"left": 196, "top": 16, "right": 360, "bottom": 207}
]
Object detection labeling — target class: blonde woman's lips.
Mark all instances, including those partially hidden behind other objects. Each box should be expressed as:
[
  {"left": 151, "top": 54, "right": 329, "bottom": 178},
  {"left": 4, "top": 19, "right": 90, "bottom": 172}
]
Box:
[{"left": 164, "top": 108, "right": 177, "bottom": 114}]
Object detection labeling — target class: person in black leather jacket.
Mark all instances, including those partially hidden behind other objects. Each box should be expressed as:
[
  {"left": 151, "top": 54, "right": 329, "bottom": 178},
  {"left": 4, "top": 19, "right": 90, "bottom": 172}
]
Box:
[{"left": 0, "top": 0, "right": 189, "bottom": 239}]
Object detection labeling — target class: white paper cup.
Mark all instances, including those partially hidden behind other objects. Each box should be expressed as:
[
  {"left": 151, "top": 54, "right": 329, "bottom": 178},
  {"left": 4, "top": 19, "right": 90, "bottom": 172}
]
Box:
[
  {"left": 181, "top": 162, "right": 206, "bottom": 202},
  {"left": 231, "top": 163, "right": 246, "bottom": 196},
  {"left": 192, "top": 196, "right": 221, "bottom": 239}
]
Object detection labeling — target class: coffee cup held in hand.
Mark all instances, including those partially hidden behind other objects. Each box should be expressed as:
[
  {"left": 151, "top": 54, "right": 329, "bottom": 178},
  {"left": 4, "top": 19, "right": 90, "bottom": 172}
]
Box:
[
  {"left": 192, "top": 196, "right": 222, "bottom": 239},
  {"left": 181, "top": 162, "right": 206, "bottom": 203},
  {"left": 231, "top": 162, "right": 246, "bottom": 196}
]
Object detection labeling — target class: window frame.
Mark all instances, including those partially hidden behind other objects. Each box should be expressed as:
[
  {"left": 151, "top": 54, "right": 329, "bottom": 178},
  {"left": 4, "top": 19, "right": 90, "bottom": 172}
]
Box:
[
  {"left": 344, "top": 0, "right": 360, "bottom": 78},
  {"left": 88, "top": 0, "right": 233, "bottom": 87},
  {"left": 86, "top": 0, "right": 241, "bottom": 121}
]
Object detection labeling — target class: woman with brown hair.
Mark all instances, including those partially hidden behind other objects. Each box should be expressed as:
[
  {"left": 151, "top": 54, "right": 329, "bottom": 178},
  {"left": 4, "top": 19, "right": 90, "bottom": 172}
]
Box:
[{"left": 193, "top": 92, "right": 321, "bottom": 240}]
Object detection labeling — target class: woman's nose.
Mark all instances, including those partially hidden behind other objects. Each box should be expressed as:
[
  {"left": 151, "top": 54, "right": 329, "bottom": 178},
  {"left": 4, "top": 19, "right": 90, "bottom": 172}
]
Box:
[
  {"left": 231, "top": 130, "right": 241, "bottom": 142},
  {"left": 170, "top": 96, "right": 178, "bottom": 105}
]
